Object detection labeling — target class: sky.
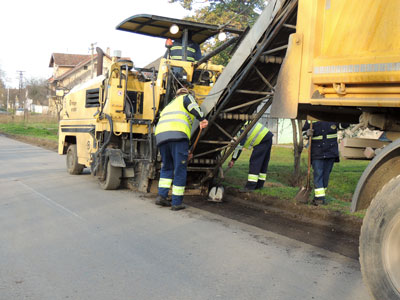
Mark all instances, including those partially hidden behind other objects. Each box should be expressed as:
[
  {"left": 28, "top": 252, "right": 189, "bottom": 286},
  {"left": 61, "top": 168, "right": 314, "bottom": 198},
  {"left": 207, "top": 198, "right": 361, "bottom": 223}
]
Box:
[{"left": 0, "top": 0, "right": 191, "bottom": 88}]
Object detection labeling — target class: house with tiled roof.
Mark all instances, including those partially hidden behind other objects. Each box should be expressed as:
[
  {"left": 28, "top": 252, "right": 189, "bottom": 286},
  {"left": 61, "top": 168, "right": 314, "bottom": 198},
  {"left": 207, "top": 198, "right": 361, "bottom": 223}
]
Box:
[
  {"left": 49, "top": 53, "right": 92, "bottom": 78},
  {"left": 47, "top": 50, "right": 115, "bottom": 116},
  {"left": 48, "top": 52, "right": 113, "bottom": 91}
]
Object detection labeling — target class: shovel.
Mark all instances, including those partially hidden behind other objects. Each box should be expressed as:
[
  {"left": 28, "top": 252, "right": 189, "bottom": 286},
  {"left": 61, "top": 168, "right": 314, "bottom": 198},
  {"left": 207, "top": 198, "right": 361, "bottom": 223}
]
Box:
[
  {"left": 188, "top": 127, "right": 202, "bottom": 162},
  {"left": 295, "top": 123, "right": 312, "bottom": 204},
  {"left": 208, "top": 165, "right": 232, "bottom": 202}
]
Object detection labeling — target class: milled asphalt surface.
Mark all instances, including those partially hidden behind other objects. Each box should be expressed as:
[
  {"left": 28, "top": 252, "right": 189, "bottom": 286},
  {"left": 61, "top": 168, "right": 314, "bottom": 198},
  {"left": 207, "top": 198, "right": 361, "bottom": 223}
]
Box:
[{"left": 0, "top": 135, "right": 371, "bottom": 300}]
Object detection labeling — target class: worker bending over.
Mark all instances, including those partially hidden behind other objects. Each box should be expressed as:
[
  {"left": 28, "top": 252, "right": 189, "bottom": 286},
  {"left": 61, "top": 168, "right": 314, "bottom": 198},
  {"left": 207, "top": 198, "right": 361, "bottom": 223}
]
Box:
[
  {"left": 229, "top": 121, "right": 273, "bottom": 192},
  {"left": 302, "top": 121, "right": 349, "bottom": 205},
  {"left": 155, "top": 88, "right": 208, "bottom": 210}
]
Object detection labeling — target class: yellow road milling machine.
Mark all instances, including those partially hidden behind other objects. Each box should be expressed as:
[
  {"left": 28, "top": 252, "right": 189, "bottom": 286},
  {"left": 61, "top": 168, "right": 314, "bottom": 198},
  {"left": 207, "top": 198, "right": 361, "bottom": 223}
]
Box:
[
  {"left": 58, "top": 3, "right": 295, "bottom": 195},
  {"left": 58, "top": 15, "right": 243, "bottom": 192}
]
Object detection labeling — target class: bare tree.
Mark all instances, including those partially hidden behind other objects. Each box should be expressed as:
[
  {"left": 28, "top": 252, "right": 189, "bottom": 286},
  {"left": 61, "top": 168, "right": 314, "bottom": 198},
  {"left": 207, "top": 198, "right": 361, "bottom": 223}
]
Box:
[
  {"left": 26, "top": 77, "right": 49, "bottom": 106},
  {"left": 54, "top": 96, "right": 63, "bottom": 123},
  {"left": 0, "top": 66, "right": 6, "bottom": 109}
]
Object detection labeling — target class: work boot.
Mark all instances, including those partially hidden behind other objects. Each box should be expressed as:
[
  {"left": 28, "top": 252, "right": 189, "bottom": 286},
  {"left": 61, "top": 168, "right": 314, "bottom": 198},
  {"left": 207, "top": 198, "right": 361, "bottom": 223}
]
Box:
[
  {"left": 315, "top": 197, "right": 326, "bottom": 205},
  {"left": 239, "top": 187, "right": 252, "bottom": 193},
  {"left": 255, "top": 182, "right": 265, "bottom": 190},
  {"left": 155, "top": 195, "right": 171, "bottom": 207},
  {"left": 171, "top": 204, "right": 186, "bottom": 211}
]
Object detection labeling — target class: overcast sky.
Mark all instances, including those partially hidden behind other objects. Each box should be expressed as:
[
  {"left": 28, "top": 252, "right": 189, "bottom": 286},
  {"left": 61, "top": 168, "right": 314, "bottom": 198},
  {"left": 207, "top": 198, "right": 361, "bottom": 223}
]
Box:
[{"left": 0, "top": 0, "right": 190, "bottom": 88}]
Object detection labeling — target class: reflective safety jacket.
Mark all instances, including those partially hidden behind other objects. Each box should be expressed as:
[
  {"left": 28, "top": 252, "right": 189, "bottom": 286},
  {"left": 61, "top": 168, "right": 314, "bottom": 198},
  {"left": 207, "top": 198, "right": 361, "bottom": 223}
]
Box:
[
  {"left": 169, "top": 39, "right": 202, "bottom": 62},
  {"left": 302, "top": 121, "right": 349, "bottom": 161},
  {"left": 232, "top": 122, "right": 272, "bottom": 160},
  {"left": 243, "top": 122, "right": 270, "bottom": 149},
  {"left": 155, "top": 94, "right": 204, "bottom": 146}
]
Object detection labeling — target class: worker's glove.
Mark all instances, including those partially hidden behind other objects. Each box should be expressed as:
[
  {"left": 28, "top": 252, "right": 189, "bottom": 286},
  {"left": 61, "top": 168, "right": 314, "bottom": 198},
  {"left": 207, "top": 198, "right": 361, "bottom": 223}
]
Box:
[
  {"left": 228, "top": 160, "right": 235, "bottom": 168},
  {"left": 199, "top": 119, "right": 208, "bottom": 129},
  {"left": 306, "top": 129, "right": 314, "bottom": 137}
]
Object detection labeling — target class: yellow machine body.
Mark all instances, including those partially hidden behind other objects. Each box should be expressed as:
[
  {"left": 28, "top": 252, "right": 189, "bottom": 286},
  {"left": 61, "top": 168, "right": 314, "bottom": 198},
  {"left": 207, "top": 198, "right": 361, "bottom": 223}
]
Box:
[{"left": 59, "top": 58, "right": 222, "bottom": 164}]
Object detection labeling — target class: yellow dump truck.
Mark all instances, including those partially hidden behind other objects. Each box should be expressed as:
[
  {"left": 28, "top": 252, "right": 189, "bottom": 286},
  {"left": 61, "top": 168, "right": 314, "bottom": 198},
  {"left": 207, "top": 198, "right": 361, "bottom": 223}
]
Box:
[{"left": 271, "top": 0, "right": 400, "bottom": 298}]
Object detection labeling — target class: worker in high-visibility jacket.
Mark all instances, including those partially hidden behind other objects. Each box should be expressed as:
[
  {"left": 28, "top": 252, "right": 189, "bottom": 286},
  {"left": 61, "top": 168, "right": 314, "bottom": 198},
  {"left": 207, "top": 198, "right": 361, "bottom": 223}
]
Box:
[
  {"left": 155, "top": 88, "right": 208, "bottom": 210},
  {"left": 164, "top": 32, "right": 202, "bottom": 81},
  {"left": 164, "top": 31, "right": 202, "bottom": 62},
  {"left": 169, "top": 38, "right": 202, "bottom": 62},
  {"left": 302, "top": 121, "right": 349, "bottom": 205},
  {"left": 228, "top": 121, "right": 274, "bottom": 191}
]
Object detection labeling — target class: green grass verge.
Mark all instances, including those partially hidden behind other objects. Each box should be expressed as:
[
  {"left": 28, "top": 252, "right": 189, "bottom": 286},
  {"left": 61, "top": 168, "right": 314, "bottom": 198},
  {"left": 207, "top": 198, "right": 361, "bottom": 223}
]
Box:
[
  {"left": 223, "top": 146, "right": 369, "bottom": 218},
  {"left": 0, "top": 116, "right": 58, "bottom": 141}
]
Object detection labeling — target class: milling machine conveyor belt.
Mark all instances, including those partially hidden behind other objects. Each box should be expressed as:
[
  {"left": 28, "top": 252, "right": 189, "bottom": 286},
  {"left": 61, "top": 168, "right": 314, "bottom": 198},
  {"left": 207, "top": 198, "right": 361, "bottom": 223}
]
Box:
[{"left": 187, "top": 0, "right": 298, "bottom": 187}]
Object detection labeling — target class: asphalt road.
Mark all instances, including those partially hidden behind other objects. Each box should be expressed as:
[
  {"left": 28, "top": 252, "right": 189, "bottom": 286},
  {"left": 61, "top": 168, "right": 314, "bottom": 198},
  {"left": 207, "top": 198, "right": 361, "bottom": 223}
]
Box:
[{"left": 0, "top": 135, "right": 371, "bottom": 300}]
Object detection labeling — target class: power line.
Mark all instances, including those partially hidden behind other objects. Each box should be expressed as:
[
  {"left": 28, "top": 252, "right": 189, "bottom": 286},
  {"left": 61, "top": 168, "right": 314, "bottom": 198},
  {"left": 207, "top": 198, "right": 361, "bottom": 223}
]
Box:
[{"left": 17, "top": 70, "right": 25, "bottom": 90}]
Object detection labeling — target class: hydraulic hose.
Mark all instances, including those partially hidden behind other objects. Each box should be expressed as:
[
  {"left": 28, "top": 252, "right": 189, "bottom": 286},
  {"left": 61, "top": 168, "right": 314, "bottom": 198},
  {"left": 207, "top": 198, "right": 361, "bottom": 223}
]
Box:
[
  {"left": 92, "top": 113, "right": 113, "bottom": 175},
  {"left": 99, "top": 113, "right": 113, "bottom": 154}
]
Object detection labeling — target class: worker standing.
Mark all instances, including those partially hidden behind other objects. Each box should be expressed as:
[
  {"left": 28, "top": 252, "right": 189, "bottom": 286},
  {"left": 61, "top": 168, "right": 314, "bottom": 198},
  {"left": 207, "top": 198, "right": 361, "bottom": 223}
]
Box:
[
  {"left": 165, "top": 31, "right": 202, "bottom": 62},
  {"left": 169, "top": 38, "right": 202, "bottom": 62},
  {"left": 155, "top": 88, "right": 208, "bottom": 210},
  {"left": 228, "top": 121, "right": 273, "bottom": 192},
  {"left": 302, "top": 121, "right": 349, "bottom": 205},
  {"left": 164, "top": 31, "right": 202, "bottom": 81}
]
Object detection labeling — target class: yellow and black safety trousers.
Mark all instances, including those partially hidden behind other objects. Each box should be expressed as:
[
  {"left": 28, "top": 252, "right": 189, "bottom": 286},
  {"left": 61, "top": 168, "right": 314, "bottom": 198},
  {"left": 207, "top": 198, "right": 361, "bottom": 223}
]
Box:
[
  {"left": 302, "top": 121, "right": 341, "bottom": 201},
  {"left": 245, "top": 131, "right": 273, "bottom": 190}
]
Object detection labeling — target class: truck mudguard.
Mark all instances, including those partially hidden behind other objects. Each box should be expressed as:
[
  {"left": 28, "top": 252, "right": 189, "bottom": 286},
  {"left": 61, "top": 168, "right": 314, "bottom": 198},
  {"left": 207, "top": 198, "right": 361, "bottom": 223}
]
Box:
[{"left": 351, "top": 138, "right": 400, "bottom": 212}]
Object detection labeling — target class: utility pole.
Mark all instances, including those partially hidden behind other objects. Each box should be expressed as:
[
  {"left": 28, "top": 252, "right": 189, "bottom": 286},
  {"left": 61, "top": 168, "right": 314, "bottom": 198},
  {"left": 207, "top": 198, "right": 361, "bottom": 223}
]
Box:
[
  {"left": 16, "top": 70, "right": 25, "bottom": 119},
  {"left": 89, "top": 42, "right": 97, "bottom": 79}
]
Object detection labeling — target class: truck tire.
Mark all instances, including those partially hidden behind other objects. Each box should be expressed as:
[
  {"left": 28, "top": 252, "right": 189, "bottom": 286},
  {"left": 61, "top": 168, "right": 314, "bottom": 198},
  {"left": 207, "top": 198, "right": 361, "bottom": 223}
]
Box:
[
  {"left": 66, "top": 144, "right": 84, "bottom": 175},
  {"left": 98, "top": 160, "right": 122, "bottom": 190},
  {"left": 360, "top": 175, "right": 400, "bottom": 300}
]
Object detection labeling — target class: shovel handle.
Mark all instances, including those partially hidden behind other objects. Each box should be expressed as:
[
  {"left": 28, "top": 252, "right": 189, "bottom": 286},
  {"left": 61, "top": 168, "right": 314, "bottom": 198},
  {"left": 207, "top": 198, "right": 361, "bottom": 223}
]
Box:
[
  {"left": 189, "top": 127, "right": 202, "bottom": 161},
  {"left": 306, "top": 122, "right": 312, "bottom": 189}
]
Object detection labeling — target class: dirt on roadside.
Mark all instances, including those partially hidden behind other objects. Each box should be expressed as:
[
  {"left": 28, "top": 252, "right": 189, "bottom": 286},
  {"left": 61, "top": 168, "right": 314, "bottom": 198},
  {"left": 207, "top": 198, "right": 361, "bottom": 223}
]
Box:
[
  {"left": 228, "top": 187, "right": 362, "bottom": 235},
  {"left": 184, "top": 191, "right": 361, "bottom": 259}
]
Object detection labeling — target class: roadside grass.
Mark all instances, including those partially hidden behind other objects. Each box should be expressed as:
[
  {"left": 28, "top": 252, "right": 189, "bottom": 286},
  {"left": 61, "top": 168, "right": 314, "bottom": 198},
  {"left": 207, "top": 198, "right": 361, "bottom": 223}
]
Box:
[
  {"left": 223, "top": 146, "right": 369, "bottom": 218},
  {"left": 0, "top": 115, "right": 58, "bottom": 141}
]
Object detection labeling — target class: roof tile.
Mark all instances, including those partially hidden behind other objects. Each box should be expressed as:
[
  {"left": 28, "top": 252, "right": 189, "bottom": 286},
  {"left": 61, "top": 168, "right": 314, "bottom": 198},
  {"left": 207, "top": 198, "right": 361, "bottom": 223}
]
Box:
[{"left": 49, "top": 53, "right": 91, "bottom": 67}]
